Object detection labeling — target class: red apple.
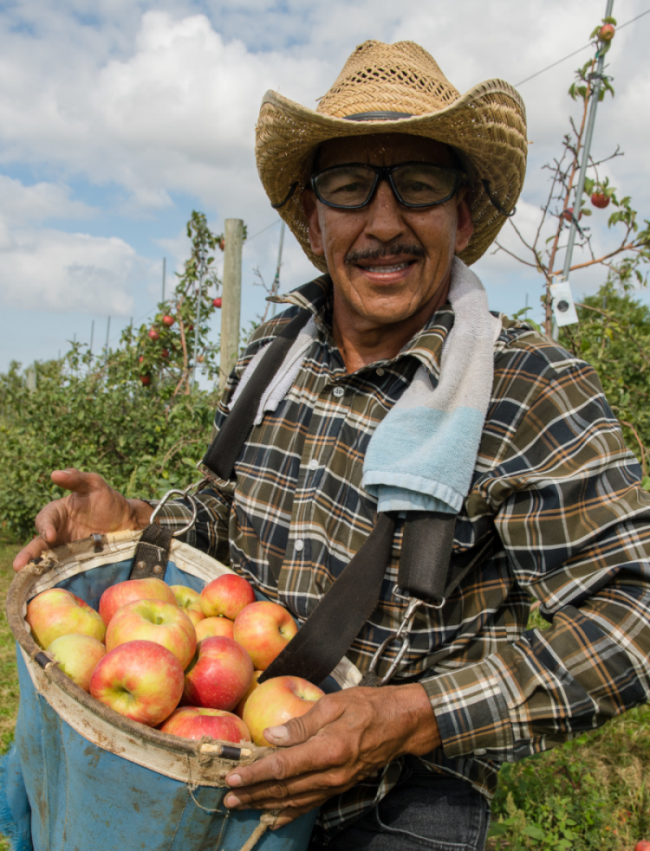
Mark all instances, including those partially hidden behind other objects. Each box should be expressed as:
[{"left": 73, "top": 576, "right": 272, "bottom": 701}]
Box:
[
  {"left": 591, "top": 192, "right": 610, "bottom": 209},
  {"left": 27, "top": 588, "right": 106, "bottom": 648},
  {"left": 148, "top": 327, "right": 160, "bottom": 341},
  {"left": 47, "top": 633, "right": 106, "bottom": 691},
  {"left": 598, "top": 23, "right": 615, "bottom": 41},
  {"left": 243, "top": 676, "right": 324, "bottom": 747},
  {"left": 90, "top": 640, "right": 184, "bottom": 726},
  {"left": 162, "top": 314, "right": 175, "bottom": 327},
  {"left": 233, "top": 601, "right": 298, "bottom": 670},
  {"left": 234, "top": 670, "right": 263, "bottom": 718},
  {"left": 562, "top": 206, "right": 582, "bottom": 222},
  {"left": 99, "top": 577, "right": 177, "bottom": 626},
  {"left": 160, "top": 706, "right": 251, "bottom": 744},
  {"left": 138, "top": 355, "right": 144, "bottom": 363},
  {"left": 170, "top": 585, "right": 205, "bottom": 627},
  {"left": 635, "top": 843, "right": 650, "bottom": 851},
  {"left": 182, "top": 636, "right": 253, "bottom": 711},
  {"left": 106, "top": 599, "right": 196, "bottom": 670},
  {"left": 200, "top": 574, "right": 255, "bottom": 621},
  {"left": 213, "top": 298, "right": 222, "bottom": 308},
  {"left": 196, "top": 616, "right": 234, "bottom": 642},
  {"left": 140, "top": 375, "right": 151, "bottom": 386},
  {"left": 161, "top": 348, "right": 170, "bottom": 359}
]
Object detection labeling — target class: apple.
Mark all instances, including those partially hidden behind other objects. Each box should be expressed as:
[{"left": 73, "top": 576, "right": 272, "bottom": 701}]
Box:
[
  {"left": 243, "top": 676, "right": 324, "bottom": 747},
  {"left": 213, "top": 298, "right": 222, "bottom": 308},
  {"left": 27, "top": 588, "right": 106, "bottom": 649},
  {"left": 148, "top": 327, "right": 160, "bottom": 341},
  {"left": 196, "top": 616, "right": 234, "bottom": 642},
  {"left": 200, "top": 574, "right": 255, "bottom": 621},
  {"left": 162, "top": 315, "right": 175, "bottom": 327},
  {"left": 234, "top": 670, "right": 263, "bottom": 718},
  {"left": 562, "top": 206, "right": 582, "bottom": 223},
  {"left": 233, "top": 601, "right": 298, "bottom": 670},
  {"left": 635, "top": 843, "right": 650, "bottom": 851},
  {"left": 160, "top": 706, "right": 251, "bottom": 744},
  {"left": 99, "top": 577, "right": 177, "bottom": 626},
  {"left": 138, "top": 355, "right": 144, "bottom": 363},
  {"left": 90, "top": 640, "right": 184, "bottom": 726},
  {"left": 140, "top": 375, "right": 151, "bottom": 386},
  {"left": 598, "top": 23, "right": 615, "bottom": 41},
  {"left": 182, "top": 636, "right": 253, "bottom": 711},
  {"left": 218, "top": 238, "right": 225, "bottom": 251},
  {"left": 161, "top": 348, "right": 170, "bottom": 359},
  {"left": 170, "top": 585, "right": 205, "bottom": 626},
  {"left": 591, "top": 192, "right": 610, "bottom": 209},
  {"left": 106, "top": 599, "right": 197, "bottom": 670},
  {"left": 47, "top": 633, "right": 106, "bottom": 691}
]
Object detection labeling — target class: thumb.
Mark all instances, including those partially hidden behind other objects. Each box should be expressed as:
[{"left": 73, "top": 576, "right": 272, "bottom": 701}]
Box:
[{"left": 264, "top": 703, "right": 324, "bottom": 747}]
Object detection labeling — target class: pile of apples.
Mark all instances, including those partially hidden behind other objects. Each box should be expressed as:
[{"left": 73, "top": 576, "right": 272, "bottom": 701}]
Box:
[{"left": 26, "top": 574, "right": 324, "bottom": 747}]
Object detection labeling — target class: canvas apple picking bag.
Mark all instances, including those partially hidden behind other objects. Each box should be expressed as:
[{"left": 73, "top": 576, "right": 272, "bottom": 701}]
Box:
[{"left": 1, "top": 531, "right": 319, "bottom": 851}]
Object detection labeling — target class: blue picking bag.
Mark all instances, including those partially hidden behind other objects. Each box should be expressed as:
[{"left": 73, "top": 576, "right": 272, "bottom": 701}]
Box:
[{"left": 1, "top": 531, "right": 319, "bottom": 851}]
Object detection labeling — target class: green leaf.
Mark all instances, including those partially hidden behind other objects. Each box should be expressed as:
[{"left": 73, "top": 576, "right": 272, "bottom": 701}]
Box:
[{"left": 523, "top": 825, "right": 546, "bottom": 839}]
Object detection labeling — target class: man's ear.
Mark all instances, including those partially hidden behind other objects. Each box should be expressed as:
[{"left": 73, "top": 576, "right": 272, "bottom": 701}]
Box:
[
  {"left": 454, "top": 191, "right": 474, "bottom": 255},
  {"left": 302, "top": 189, "right": 325, "bottom": 257}
]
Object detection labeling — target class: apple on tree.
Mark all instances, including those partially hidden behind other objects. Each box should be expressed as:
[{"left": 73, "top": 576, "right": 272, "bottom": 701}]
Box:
[
  {"left": 243, "top": 676, "right": 324, "bottom": 747},
  {"left": 213, "top": 298, "right": 222, "bottom": 308},
  {"left": 182, "top": 636, "right": 253, "bottom": 711},
  {"left": 27, "top": 588, "right": 106, "bottom": 649},
  {"left": 148, "top": 327, "right": 160, "bottom": 341},
  {"left": 598, "top": 23, "right": 615, "bottom": 41},
  {"left": 233, "top": 600, "right": 298, "bottom": 670},
  {"left": 106, "top": 599, "right": 197, "bottom": 669},
  {"left": 99, "top": 577, "right": 177, "bottom": 626},
  {"left": 47, "top": 634, "right": 106, "bottom": 692},
  {"left": 591, "top": 192, "right": 610, "bottom": 209},
  {"left": 162, "top": 315, "right": 175, "bottom": 327},
  {"left": 90, "top": 640, "right": 184, "bottom": 726},
  {"left": 196, "top": 616, "right": 234, "bottom": 642},
  {"left": 170, "top": 585, "right": 205, "bottom": 627},
  {"left": 200, "top": 574, "right": 255, "bottom": 621},
  {"left": 160, "top": 707, "right": 251, "bottom": 744}
]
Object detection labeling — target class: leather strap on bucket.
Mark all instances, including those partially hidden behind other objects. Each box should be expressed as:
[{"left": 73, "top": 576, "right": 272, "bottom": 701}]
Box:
[{"left": 130, "top": 524, "right": 173, "bottom": 579}]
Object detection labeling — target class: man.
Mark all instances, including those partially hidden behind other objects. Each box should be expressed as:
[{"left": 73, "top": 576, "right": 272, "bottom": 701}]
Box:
[{"left": 14, "top": 40, "right": 650, "bottom": 850}]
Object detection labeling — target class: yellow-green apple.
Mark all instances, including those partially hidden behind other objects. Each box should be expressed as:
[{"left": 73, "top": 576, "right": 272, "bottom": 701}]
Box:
[
  {"left": 27, "top": 588, "right": 106, "bottom": 648},
  {"left": 200, "top": 574, "right": 255, "bottom": 620},
  {"left": 106, "top": 599, "right": 196, "bottom": 669},
  {"left": 170, "top": 585, "right": 205, "bottom": 626},
  {"left": 599, "top": 23, "right": 615, "bottom": 41},
  {"left": 47, "top": 633, "right": 106, "bottom": 691},
  {"left": 182, "top": 636, "right": 253, "bottom": 711},
  {"left": 160, "top": 707, "right": 251, "bottom": 744},
  {"left": 196, "top": 616, "right": 234, "bottom": 642},
  {"left": 234, "top": 670, "right": 263, "bottom": 718},
  {"left": 243, "top": 676, "right": 324, "bottom": 747},
  {"left": 99, "top": 577, "right": 177, "bottom": 625},
  {"left": 90, "top": 640, "right": 184, "bottom": 726},
  {"left": 233, "top": 601, "right": 298, "bottom": 670}
]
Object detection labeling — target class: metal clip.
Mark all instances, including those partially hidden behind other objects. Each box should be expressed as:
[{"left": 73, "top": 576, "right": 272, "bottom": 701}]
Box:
[{"left": 149, "top": 478, "right": 207, "bottom": 537}]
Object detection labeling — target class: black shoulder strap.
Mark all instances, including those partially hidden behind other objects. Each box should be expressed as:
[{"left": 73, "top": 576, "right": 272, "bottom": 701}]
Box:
[{"left": 201, "top": 309, "right": 312, "bottom": 480}]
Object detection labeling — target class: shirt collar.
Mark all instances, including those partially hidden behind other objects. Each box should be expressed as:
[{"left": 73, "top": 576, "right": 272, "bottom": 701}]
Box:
[{"left": 271, "top": 275, "right": 454, "bottom": 380}]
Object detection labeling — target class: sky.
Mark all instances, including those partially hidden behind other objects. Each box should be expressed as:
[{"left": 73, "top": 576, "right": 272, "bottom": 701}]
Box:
[{"left": 1, "top": 0, "right": 649, "bottom": 374}]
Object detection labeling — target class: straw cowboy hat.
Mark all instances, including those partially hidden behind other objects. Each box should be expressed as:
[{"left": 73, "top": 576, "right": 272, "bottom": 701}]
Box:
[{"left": 255, "top": 39, "right": 527, "bottom": 270}]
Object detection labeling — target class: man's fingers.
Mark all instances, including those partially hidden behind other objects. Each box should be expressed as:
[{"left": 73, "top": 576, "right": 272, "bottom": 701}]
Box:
[
  {"left": 13, "top": 536, "right": 50, "bottom": 572},
  {"left": 264, "top": 695, "right": 342, "bottom": 748},
  {"left": 50, "top": 468, "right": 102, "bottom": 496}
]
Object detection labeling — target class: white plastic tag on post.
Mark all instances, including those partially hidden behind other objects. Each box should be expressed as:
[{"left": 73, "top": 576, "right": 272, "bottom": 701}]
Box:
[{"left": 550, "top": 280, "right": 579, "bottom": 328}]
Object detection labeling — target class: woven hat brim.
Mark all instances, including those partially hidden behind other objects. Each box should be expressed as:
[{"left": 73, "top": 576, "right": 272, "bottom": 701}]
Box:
[{"left": 256, "top": 80, "right": 527, "bottom": 270}]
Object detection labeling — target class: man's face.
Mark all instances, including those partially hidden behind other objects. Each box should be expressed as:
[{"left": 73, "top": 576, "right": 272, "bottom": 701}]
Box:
[{"left": 303, "top": 134, "right": 474, "bottom": 332}]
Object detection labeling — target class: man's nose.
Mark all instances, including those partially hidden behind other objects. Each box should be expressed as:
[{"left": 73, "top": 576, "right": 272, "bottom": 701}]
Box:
[{"left": 363, "top": 179, "right": 406, "bottom": 244}]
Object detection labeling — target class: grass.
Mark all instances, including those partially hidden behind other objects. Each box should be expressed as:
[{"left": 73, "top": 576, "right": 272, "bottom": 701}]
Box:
[{"left": 0, "top": 546, "right": 649, "bottom": 850}]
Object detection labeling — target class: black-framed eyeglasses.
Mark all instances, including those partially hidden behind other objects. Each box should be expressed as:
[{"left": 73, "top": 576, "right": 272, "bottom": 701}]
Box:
[{"left": 310, "top": 161, "right": 466, "bottom": 210}]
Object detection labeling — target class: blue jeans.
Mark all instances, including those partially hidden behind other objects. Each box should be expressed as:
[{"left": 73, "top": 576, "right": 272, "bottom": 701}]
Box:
[{"left": 314, "top": 757, "right": 490, "bottom": 850}]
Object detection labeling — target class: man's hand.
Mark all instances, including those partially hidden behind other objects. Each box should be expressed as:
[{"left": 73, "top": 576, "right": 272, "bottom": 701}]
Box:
[
  {"left": 224, "top": 682, "right": 440, "bottom": 829},
  {"left": 13, "top": 468, "right": 153, "bottom": 571}
]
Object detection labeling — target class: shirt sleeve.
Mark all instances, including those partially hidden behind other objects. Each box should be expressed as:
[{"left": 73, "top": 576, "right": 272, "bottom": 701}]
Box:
[{"left": 422, "top": 353, "right": 650, "bottom": 763}]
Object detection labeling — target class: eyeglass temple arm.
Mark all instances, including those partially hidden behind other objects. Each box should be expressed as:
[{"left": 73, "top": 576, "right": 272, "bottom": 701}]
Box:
[
  {"left": 481, "top": 179, "right": 517, "bottom": 218},
  {"left": 272, "top": 181, "right": 299, "bottom": 209}
]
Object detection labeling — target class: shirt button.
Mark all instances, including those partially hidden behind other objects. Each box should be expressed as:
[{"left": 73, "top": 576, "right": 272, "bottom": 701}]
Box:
[
  {"left": 376, "top": 368, "right": 385, "bottom": 376},
  {"left": 294, "top": 539, "right": 304, "bottom": 552},
  {"left": 333, "top": 386, "right": 344, "bottom": 398},
  {"left": 308, "top": 458, "right": 319, "bottom": 471}
]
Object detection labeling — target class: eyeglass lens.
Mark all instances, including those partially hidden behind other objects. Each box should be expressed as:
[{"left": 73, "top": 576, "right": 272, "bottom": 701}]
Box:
[{"left": 313, "top": 163, "right": 461, "bottom": 208}]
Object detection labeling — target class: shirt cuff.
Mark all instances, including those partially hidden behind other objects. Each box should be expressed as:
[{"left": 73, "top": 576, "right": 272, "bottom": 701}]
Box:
[{"left": 421, "top": 661, "right": 514, "bottom": 759}]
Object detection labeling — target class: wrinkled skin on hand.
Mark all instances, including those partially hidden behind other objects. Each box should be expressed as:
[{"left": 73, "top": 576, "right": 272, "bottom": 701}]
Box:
[
  {"left": 13, "top": 468, "right": 152, "bottom": 571},
  {"left": 224, "top": 682, "right": 440, "bottom": 828}
]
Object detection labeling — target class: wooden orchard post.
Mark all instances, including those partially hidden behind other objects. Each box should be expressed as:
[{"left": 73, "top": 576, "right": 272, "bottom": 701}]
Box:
[{"left": 219, "top": 218, "right": 244, "bottom": 392}]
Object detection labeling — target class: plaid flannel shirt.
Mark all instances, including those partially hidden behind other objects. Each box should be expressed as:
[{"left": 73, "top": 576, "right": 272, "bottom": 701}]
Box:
[{"left": 155, "top": 275, "right": 650, "bottom": 840}]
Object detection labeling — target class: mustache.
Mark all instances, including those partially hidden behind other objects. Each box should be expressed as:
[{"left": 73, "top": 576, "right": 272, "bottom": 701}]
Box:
[{"left": 345, "top": 243, "right": 426, "bottom": 264}]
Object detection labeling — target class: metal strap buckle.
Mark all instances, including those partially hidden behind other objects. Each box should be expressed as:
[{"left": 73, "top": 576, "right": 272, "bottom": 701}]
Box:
[
  {"left": 149, "top": 478, "right": 208, "bottom": 537},
  {"left": 367, "top": 591, "right": 446, "bottom": 686}
]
